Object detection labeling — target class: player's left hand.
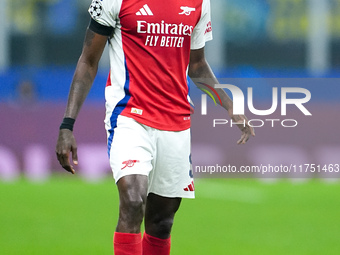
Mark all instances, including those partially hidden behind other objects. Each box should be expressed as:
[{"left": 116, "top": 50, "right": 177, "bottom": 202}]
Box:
[{"left": 230, "top": 113, "right": 255, "bottom": 144}]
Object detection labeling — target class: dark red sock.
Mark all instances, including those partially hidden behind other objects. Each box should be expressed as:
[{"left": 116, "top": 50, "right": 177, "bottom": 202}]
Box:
[
  {"left": 142, "top": 232, "right": 171, "bottom": 255},
  {"left": 114, "top": 232, "right": 142, "bottom": 255}
]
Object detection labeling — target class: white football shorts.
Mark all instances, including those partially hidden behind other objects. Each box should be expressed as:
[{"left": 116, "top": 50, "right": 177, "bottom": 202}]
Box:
[{"left": 106, "top": 115, "right": 195, "bottom": 199}]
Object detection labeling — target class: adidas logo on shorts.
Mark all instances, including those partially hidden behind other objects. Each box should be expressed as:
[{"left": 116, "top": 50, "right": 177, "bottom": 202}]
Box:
[{"left": 184, "top": 181, "right": 195, "bottom": 191}]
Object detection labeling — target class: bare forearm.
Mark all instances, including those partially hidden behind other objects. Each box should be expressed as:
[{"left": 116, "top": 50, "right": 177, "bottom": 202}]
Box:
[{"left": 64, "top": 60, "right": 97, "bottom": 119}]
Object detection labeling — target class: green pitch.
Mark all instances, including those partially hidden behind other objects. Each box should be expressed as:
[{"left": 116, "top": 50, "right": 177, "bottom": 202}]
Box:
[{"left": 1, "top": 176, "right": 340, "bottom": 254}]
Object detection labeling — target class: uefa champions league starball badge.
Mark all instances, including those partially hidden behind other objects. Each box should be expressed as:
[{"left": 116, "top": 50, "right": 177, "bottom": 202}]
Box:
[{"left": 89, "top": 0, "right": 103, "bottom": 19}]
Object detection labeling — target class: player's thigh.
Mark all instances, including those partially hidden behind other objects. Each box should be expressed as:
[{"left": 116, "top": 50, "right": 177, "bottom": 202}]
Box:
[{"left": 145, "top": 193, "right": 181, "bottom": 219}]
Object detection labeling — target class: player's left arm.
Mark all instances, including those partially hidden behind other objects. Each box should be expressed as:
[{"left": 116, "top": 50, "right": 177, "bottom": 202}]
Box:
[{"left": 188, "top": 47, "right": 255, "bottom": 144}]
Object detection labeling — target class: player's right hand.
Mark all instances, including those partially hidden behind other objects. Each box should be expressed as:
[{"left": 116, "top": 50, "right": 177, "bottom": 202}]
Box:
[{"left": 55, "top": 129, "right": 78, "bottom": 174}]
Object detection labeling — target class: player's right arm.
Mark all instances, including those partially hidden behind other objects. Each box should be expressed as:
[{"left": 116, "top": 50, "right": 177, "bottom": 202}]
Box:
[{"left": 55, "top": 27, "right": 108, "bottom": 174}]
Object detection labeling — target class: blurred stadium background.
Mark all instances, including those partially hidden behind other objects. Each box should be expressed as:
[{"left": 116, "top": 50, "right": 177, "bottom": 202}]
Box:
[{"left": 1, "top": 0, "right": 340, "bottom": 254}]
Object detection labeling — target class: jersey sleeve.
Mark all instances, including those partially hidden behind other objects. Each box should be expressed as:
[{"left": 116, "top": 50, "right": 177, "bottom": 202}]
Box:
[
  {"left": 191, "top": 0, "right": 213, "bottom": 50},
  {"left": 88, "top": 0, "right": 118, "bottom": 29}
]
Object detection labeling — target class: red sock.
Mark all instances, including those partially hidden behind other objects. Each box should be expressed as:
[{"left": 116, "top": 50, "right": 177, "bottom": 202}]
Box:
[
  {"left": 142, "top": 232, "right": 171, "bottom": 255},
  {"left": 114, "top": 232, "right": 142, "bottom": 255}
]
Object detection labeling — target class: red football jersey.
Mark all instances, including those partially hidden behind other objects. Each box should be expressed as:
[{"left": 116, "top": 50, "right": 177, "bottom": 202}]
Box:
[{"left": 89, "top": 0, "right": 212, "bottom": 131}]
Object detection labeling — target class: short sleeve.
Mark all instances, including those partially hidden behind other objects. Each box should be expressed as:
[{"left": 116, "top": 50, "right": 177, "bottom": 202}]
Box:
[
  {"left": 88, "top": 0, "right": 118, "bottom": 28},
  {"left": 191, "top": 0, "right": 213, "bottom": 50}
]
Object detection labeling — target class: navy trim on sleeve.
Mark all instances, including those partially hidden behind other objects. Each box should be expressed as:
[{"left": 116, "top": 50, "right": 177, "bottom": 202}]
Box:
[{"left": 89, "top": 18, "right": 114, "bottom": 36}]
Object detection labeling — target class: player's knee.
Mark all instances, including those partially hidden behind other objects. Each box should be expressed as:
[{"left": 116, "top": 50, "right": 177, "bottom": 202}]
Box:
[
  {"left": 157, "top": 217, "right": 174, "bottom": 236},
  {"left": 119, "top": 196, "right": 145, "bottom": 224},
  {"left": 146, "top": 215, "right": 174, "bottom": 239}
]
